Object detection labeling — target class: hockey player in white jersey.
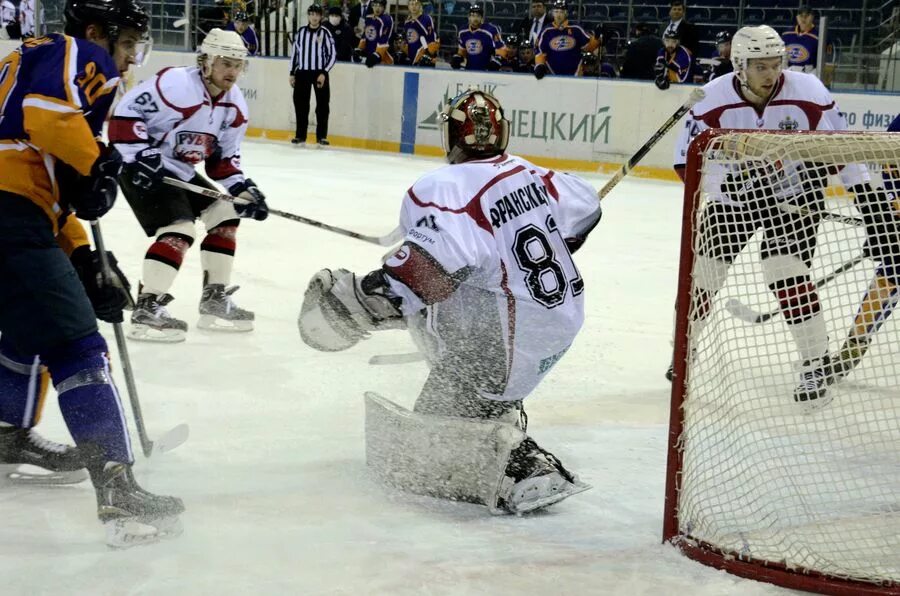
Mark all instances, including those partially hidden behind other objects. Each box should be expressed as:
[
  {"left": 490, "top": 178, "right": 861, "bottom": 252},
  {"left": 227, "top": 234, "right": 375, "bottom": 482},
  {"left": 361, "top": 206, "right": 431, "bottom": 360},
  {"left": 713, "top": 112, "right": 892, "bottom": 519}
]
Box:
[
  {"left": 668, "top": 25, "right": 866, "bottom": 410},
  {"left": 109, "top": 28, "right": 269, "bottom": 342},
  {"left": 299, "top": 90, "right": 601, "bottom": 514}
]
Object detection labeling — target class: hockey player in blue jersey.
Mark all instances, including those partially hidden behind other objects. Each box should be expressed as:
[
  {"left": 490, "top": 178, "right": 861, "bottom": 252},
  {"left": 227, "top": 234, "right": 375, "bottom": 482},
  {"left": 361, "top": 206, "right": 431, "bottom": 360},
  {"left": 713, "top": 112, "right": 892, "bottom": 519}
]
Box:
[{"left": 0, "top": 0, "right": 183, "bottom": 546}]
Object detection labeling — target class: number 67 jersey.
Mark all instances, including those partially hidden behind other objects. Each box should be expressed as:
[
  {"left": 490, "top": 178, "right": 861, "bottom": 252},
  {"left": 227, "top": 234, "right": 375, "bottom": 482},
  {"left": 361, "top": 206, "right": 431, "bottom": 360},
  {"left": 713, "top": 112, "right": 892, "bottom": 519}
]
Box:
[{"left": 382, "top": 153, "right": 601, "bottom": 402}]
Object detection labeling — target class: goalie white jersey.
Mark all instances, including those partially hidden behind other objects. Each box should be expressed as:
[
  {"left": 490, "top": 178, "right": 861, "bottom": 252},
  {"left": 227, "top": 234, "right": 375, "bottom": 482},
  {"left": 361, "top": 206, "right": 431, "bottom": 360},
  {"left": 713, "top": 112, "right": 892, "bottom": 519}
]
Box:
[
  {"left": 382, "top": 154, "right": 601, "bottom": 402},
  {"left": 109, "top": 66, "right": 249, "bottom": 189},
  {"left": 673, "top": 70, "right": 865, "bottom": 201}
]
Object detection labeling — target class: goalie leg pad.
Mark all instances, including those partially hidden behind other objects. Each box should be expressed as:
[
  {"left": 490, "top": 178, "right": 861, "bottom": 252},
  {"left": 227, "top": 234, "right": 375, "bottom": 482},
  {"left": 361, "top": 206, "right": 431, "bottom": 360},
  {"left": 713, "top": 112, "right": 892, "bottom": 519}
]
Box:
[{"left": 364, "top": 392, "right": 525, "bottom": 509}]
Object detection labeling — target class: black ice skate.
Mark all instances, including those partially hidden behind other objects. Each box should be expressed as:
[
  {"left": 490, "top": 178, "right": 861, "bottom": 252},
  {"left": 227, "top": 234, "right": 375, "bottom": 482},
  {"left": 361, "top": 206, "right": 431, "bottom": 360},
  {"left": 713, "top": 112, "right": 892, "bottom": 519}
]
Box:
[
  {"left": 794, "top": 355, "right": 834, "bottom": 412},
  {"left": 129, "top": 292, "right": 188, "bottom": 343},
  {"left": 0, "top": 426, "right": 88, "bottom": 485},
  {"left": 197, "top": 284, "right": 254, "bottom": 332},
  {"left": 90, "top": 461, "right": 184, "bottom": 548},
  {"left": 495, "top": 437, "right": 591, "bottom": 515}
]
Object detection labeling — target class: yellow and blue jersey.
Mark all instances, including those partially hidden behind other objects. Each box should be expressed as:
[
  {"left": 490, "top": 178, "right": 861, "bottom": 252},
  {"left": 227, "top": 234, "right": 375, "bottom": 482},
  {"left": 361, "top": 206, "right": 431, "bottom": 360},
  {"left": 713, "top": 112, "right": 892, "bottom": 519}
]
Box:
[{"left": 0, "top": 33, "right": 120, "bottom": 234}]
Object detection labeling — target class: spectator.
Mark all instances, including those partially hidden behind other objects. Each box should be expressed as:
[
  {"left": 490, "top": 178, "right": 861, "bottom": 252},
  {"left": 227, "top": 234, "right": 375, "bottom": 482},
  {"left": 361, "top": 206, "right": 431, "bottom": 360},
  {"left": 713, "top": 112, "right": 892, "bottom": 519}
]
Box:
[
  {"left": 353, "top": 0, "right": 393, "bottom": 67},
  {"left": 663, "top": 0, "right": 697, "bottom": 60},
  {"left": 534, "top": 0, "right": 598, "bottom": 79},
  {"left": 390, "top": 32, "right": 412, "bottom": 65},
  {"left": 783, "top": 6, "right": 818, "bottom": 74},
  {"left": 654, "top": 28, "right": 691, "bottom": 89},
  {"left": 350, "top": 0, "right": 375, "bottom": 38},
  {"left": 517, "top": 0, "right": 551, "bottom": 46},
  {"left": 581, "top": 50, "right": 616, "bottom": 78},
  {"left": 706, "top": 29, "right": 733, "bottom": 81},
  {"left": 451, "top": 4, "right": 495, "bottom": 71},
  {"left": 620, "top": 22, "right": 662, "bottom": 80},
  {"left": 0, "top": 0, "right": 20, "bottom": 40},
  {"left": 324, "top": 6, "right": 355, "bottom": 62},
  {"left": 402, "top": 0, "right": 439, "bottom": 66},
  {"left": 290, "top": 4, "right": 336, "bottom": 147},
  {"left": 225, "top": 10, "right": 259, "bottom": 55}
]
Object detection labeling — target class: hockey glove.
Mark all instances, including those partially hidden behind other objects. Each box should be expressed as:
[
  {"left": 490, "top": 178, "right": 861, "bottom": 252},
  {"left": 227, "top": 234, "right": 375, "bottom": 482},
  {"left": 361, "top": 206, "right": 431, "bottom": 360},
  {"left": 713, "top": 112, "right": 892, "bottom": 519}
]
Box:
[
  {"left": 450, "top": 54, "right": 464, "bottom": 70},
  {"left": 352, "top": 47, "right": 364, "bottom": 63},
  {"left": 228, "top": 178, "right": 269, "bottom": 221},
  {"left": 125, "top": 147, "right": 164, "bottom": 192},
  {"left": 70, "top": 145, "right": 122, "bottom": 221},
  {"left": 365, "top": 52, "right": 381, "bottom": 68},
  {"left": 488, "top": 56, "right": 502, "bottom": 71},
  {"left": 70, "top": 245, "right": 133, "bottom": 324},
  {"left": 654, "top": 75, "right": 670, "bottom": 90},
  {"left": 534, "top": 63, "right": 549, "bottom": 80},
  {"left": 417, "top": 54, "right": 435, "bottom": 67}
]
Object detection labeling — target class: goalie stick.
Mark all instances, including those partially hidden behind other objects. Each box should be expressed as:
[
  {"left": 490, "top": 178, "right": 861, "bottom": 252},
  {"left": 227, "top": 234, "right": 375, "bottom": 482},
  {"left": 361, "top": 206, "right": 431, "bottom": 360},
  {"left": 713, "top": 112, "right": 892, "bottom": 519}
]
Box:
[
  {"left": 596, "top": 88, "right": 706, "bottom": 201},
  {"left": 163, "top": 177, "right": 403, "bottom": 247},
  {"left": 91, "top": 221, "right": 189, "bottom": 457},
  {"left": 725, "top": 255, "right": 867, "bottom": 324}
]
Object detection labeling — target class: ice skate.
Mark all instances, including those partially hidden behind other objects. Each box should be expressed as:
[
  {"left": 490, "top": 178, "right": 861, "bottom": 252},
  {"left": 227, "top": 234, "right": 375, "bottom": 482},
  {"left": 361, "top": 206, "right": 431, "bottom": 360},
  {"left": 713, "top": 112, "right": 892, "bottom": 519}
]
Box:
[
  {"left": 0, "top": 426, "right": 88, "bottom": 485},
  {"left": 793, "top": 356, "right": 834, "bottom": 413},
  {"left": 90, "top": 462, "right": 184, "bottom": 549},
  {"left": 129, "top": 292, "right": 188, "bottom": 343},
  {"left": 197, "top": 284, "right": 254, "bottom": 332},
  {"left": 825, "top": 336, "right": 869, "bottom": 384},
  {"left": 495, "top": 437, "right": 591, "bottom": 515}
]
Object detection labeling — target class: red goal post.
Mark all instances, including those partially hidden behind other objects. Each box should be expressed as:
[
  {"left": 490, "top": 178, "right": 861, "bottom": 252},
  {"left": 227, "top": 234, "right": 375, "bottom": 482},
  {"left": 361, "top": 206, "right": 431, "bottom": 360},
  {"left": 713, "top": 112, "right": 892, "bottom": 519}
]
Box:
[{"left": 663, "top": 128, "right": 900, "bottom": 596}]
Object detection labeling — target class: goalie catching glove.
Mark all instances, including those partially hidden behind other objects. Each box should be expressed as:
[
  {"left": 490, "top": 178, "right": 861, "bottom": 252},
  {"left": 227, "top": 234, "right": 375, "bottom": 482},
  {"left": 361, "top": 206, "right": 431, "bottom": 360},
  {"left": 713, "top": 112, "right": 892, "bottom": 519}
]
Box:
[{"left": 299, "top": 268, "right": 405, "bottom": 352}]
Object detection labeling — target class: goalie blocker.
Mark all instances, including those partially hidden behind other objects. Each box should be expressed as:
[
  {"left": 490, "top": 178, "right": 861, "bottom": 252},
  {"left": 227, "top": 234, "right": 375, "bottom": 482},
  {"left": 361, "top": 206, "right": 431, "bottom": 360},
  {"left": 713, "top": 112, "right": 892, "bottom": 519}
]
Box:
[{"left": 299, "top": 89, "right": 601, "bottom": 514}]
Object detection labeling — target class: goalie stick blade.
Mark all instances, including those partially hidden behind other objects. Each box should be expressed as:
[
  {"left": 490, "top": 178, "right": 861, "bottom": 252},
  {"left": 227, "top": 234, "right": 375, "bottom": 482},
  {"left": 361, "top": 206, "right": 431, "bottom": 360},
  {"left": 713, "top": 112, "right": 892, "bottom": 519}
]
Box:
[
  {"left": 725, "top": 298, "right": 775, "bottom": 324},
  {"left": 152, "top": 424, "right": 189, "bottom": 455}
]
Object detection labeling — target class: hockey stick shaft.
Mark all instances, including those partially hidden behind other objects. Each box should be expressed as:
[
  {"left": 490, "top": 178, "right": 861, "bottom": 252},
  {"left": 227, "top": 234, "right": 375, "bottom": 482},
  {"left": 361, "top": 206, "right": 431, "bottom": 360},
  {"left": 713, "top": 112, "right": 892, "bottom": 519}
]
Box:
[
  {"left": 163, "top": 177, "right": 402, "bottom": 246},
  {"left": 729, "top": 255, "right": 867, "bottom": 323},
  {"left": 596, "top": 88, "right": 705, "bottom": 201},
  {"left": 90, "top": 221, "right": 154, "bottom": 457}
]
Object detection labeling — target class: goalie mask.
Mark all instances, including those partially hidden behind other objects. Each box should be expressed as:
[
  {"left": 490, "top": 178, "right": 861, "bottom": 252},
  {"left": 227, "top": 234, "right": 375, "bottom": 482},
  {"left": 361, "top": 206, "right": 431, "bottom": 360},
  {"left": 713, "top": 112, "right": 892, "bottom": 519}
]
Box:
[{"left": 440, "top": 90, "right": 510, "bottom": 165}]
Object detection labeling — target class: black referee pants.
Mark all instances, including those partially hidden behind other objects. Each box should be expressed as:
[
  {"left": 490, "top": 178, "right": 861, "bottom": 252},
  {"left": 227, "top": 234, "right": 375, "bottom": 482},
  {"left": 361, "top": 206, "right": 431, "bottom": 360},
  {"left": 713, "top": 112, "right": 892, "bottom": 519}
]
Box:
[{"left": 292, "top": 70, "right": 330, "bottom": 142}]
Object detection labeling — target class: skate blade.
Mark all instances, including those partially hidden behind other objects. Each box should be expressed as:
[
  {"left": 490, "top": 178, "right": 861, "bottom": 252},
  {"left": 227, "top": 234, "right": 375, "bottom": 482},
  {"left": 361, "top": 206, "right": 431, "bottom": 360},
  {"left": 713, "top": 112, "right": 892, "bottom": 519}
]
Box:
[
  {"left": 3, "top": 465, "right": 88, "bottom": 486},
  {"left": 128, "top": 324, "right": 186, "bottom": 343},
  {"left": 197, "top": 315, "right": 253, "bottom": 332},
  {"left": 504, "top": 478, "right": 592, "bottom": 516},
  {"left": 105, "top": 515, "right": 183, "bottom": 549}
]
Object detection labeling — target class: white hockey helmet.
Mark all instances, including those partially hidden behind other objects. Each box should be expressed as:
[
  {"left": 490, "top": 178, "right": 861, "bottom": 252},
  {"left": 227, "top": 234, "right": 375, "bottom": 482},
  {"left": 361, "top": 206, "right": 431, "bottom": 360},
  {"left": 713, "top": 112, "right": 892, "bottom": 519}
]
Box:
[
  {"left": 199, "top": 28, "right": 249, "bottom": 76},
  {"left": 730, "top": 25, "right": 786, "bottom": 74}
]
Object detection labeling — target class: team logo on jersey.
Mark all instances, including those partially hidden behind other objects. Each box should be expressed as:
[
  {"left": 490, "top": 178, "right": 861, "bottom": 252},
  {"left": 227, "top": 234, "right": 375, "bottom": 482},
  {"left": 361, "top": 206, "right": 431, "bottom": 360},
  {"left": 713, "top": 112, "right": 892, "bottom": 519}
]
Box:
[
  {"left": 465, "top": 39, "right": 484, "bottom": 54},
  {"left": 174, "top": 131, "right": 217, "bottom": 164},
  {"left": 389, "top": 245, "right": 410, "bottom": 266},
  {"left": 786, "top": 44, "right": 810, "bottom": 63},
  {"left": 133, "top": 121, "right": 148, "bottom": 140},
  {"left": 779, "top": 116, "right": 800, "bottom": 131},
  {"left": 365, "top": 25, "right": 377, "bottom": 41},
  {"left": 549, "top": 35, "right": 575, "bottom": 51},
  {"left": 406, "top": 28, "right": 420, "bottom": 44}
]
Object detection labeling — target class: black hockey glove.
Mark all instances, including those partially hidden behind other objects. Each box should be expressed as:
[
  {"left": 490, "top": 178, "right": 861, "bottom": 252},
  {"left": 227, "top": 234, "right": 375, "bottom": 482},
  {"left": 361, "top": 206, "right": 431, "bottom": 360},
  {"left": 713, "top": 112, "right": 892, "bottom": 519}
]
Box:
[
  {"left": 488, "top": 56, "right": 502, "bottom": 71},
  {"left": 450, "top": 54, "right": 464, "bottom": 70},
  {"left": 352, "top": 47, "right": 364, "bottom": 63},
  {"left": 417, "top": 54, "right": 435, "bottom": 67},
  {"left": 125, "top": 147, "right": 164, "bottom": 192},
  {"left": 721, "top": 161, "right": 784, "bottom": 204},
  {"left": 365, "top": 52, "right": 381, "bottom": 68},
  {"left": 228, "top": 178, "right": 269, "bottom": 221},
  {"left": 70, "top": 245, "right": 133, "bottom": 324},
  {"left": 534, "top": 63, "right": 549, "bottom": 80},
  {"left": 654, "top": 74, "right": 670, "bottom": 90},
  {"left": 70, "top": 145, "right": 122, "bottom": 221}
]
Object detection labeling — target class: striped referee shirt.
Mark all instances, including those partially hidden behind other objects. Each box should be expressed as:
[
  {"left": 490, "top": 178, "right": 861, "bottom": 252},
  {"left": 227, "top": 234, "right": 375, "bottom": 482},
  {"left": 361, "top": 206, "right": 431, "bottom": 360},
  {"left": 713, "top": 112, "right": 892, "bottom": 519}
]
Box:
[{"left": 290, "top": 25, "right": 337, "bottom": 73}]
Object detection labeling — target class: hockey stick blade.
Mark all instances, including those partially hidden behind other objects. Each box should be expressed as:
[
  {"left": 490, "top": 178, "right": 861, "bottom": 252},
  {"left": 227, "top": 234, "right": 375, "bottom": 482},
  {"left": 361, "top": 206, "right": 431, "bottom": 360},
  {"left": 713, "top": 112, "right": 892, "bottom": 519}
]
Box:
[
  {"left": 163, "top": 177, "right": 400, "bottom": 246},
  {"left": 152, "top": 424, "right": 190, "bottom": 454},
  {"left": 725, "top": 255, "right": 867, "bottom": 324},
  {"left": 368, "top": 352, "right": 425, "bottom": 365},
  {"left": 172, "top": 16, "right": 188, "bottom": 27}
]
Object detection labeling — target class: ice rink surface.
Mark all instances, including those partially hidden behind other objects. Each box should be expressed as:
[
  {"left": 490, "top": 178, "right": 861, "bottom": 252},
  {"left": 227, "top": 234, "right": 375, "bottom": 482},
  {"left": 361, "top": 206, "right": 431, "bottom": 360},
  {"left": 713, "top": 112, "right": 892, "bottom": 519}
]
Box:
[{"left": 0, "top": 141, "right": 788, "bottom": 595}]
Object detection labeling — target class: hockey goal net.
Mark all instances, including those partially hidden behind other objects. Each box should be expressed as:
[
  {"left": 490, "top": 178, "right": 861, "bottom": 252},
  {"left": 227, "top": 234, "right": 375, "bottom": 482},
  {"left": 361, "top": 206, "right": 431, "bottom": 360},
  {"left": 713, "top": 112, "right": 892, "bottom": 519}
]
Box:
[{"left": 664, "top": 129, "right": 900, "bottom": 595}]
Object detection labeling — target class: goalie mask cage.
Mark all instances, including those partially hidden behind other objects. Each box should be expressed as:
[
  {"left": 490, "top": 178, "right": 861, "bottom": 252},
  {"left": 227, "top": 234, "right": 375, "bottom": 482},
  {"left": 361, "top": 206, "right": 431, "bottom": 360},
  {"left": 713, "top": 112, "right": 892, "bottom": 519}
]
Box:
[{"left": 663, "top": 129, "right": 900, "bottom": 596}]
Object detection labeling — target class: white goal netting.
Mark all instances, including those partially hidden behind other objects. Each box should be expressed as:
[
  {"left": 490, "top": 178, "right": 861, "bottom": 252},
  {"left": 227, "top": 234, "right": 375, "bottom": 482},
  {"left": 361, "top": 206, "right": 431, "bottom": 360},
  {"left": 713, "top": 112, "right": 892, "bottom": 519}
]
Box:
[{"left": 672, "top": 131, "right": 900, "bottom": 588}]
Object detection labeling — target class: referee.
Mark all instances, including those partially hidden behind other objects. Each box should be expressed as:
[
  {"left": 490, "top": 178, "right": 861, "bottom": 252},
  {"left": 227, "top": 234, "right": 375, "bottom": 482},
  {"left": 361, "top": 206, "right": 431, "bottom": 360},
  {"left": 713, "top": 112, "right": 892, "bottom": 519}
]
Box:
[{"left": 290, "top": 4, "right": 336, "bottom": 146}]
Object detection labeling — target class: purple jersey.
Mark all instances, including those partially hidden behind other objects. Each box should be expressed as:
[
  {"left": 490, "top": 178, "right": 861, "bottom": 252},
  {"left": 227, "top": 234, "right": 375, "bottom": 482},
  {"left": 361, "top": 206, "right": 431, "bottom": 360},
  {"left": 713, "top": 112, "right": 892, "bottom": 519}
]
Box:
[
  {"left": 536, "top": 23, "right": 594, "bottom": 76},
  {"left": 885, "top": 114, "right": 900, "bottom": 199},
  {"left": 482, "top": 21, "right": 506, "bottom": 54},
  {"left": 225, "top": 22, "right": 259, "bottom": 56},
  {"left": 782, "top": 25, "right": 818, "bottom": 70},
  {"left": 458, "top": 27, "right": 495, "bottom": 71},
  {"left": 363, "top": 13, "right": 393, "bottom": 54},
  {"left": 403, "top": 15, "right": 436, "bottom": 62},
  {"left": 657, "top": 46, "right": 692, "bottom": 83}
]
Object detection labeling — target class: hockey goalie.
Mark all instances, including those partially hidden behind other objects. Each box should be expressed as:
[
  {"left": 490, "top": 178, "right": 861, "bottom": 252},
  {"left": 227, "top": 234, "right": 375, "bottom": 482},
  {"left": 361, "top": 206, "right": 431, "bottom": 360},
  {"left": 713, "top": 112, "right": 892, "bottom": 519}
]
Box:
[{"left": 299, "top": 90, "right": 601, "bottom": 514}]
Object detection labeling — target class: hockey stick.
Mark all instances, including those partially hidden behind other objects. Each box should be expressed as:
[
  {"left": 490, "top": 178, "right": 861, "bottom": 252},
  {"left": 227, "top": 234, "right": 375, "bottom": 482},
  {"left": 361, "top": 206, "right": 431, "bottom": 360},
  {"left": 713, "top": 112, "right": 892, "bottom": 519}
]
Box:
[
  {"left": 725, "top": 254, "right": 867, "bottom": 324},
  {"left": 368, "top": 352, "right": 425, "bottom": 365},
  {"left": 163, "top": 177, "right": 403, "bottom": 246},
  {"left": 596, "top": 87, "right": 706, "bottom": 201},
  {"left": 90, "top": 221, "right": 190, "bottom": 457}
]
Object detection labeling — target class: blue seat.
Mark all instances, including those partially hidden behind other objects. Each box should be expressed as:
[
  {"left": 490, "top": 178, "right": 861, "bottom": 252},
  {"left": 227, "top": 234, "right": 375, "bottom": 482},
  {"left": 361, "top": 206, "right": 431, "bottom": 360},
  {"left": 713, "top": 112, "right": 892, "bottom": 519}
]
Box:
[
  {"left": 742, "top": 9, "right": 765, "bottom": 26},
  {"left": 709, "top": 6, "right": 737, "bottom": 23},
  {"left": 583, "top": 4, "right": 607, "bottom": 20},
  {"left": 608, "top": 4, "right": 629, "bottom": 21}
]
